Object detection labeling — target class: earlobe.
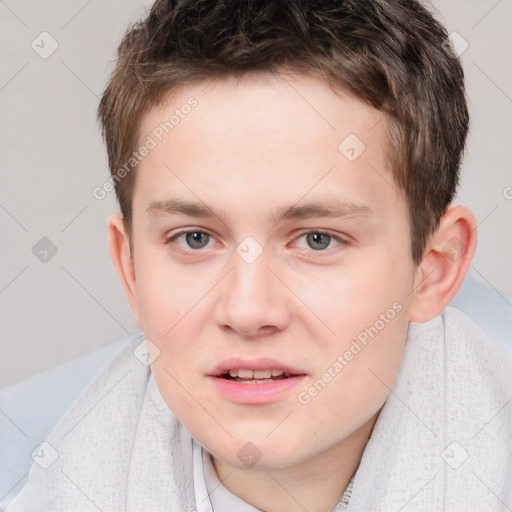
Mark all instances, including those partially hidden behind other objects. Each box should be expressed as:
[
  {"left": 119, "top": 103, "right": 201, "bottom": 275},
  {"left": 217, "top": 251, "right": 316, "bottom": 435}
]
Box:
[
  {"left": 408, "top": 205, "right": 477, "bottom": 322},
  {"left": 107, "top": 214, "right": 142, "bottom": 327}
]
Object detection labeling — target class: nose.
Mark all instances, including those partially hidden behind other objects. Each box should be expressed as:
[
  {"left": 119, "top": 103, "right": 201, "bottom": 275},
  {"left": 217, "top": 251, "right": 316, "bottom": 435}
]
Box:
[{"left": 213, "top": 251, "right": 292, "bottom": 337}]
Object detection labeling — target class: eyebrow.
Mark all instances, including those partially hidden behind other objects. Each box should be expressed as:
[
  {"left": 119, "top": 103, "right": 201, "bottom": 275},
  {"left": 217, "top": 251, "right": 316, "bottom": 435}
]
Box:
[{"left": 146, "top": 197, "right": 373, "bottom": 224}]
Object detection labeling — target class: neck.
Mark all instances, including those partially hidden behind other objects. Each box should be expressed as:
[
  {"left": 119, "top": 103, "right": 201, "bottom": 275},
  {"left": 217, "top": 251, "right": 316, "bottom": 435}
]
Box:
[{"left": 212, "top": 411, "right": 379, "bottom": 512}]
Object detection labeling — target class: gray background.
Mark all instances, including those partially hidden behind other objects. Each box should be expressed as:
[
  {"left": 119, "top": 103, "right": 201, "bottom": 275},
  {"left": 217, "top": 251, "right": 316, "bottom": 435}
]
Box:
[{"left": 1, "top": 0, "right": 511, "bottom": 388}]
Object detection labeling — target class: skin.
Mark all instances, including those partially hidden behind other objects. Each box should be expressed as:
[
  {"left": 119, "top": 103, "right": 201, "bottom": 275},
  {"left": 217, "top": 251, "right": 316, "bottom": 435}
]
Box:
[{"left": 108, "top": 72, "right": 476, "bottom": 512}]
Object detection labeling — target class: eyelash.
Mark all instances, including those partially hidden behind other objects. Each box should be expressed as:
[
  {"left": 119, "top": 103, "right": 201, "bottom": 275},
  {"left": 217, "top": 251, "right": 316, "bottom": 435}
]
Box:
[{"left": 166, "top": 229, "right": 349, "bottom": 253}]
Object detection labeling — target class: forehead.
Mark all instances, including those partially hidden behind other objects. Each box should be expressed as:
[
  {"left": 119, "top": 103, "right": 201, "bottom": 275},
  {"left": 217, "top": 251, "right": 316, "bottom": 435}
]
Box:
[{"left": 135, "top": 73, "right": 401, "bottom": 223}]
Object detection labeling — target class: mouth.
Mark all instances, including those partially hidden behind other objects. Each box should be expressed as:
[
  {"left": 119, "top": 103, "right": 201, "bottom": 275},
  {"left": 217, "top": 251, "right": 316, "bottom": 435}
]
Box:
[
  {"left": 209, "top": 357, "right": 306, "bottom": 382},
  {"left": 220, "top": 368, "right": 296, "bottom": 384},
  {"left": 208, "top": 358, "right": 307, "bottom": 404}
]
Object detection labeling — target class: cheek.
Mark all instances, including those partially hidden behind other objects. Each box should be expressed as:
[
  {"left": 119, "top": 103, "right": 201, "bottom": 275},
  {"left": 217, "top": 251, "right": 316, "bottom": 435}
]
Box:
[
  {"left": 134, "top": 252, "right": 194, "bottom": 334},
  {"left": 304, "top": 256, "right": 411, "bottom": 344},
  {"left": 133, "top": 253, "right": 211, "bottom": 409},
  {"left": 300, "top": 304, "right": 410, "bottom": 447},
  {"left": 299, "top": 254, "right": 412, "bottom": 412},
  {"left": 151, "top": 361, "right": 217, "bottom": 446}
]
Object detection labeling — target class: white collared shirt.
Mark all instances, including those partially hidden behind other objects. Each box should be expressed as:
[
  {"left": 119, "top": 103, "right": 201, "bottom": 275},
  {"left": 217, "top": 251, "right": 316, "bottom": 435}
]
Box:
[{"left": 193, "top": 440, "right": 354, "bottom": 512}]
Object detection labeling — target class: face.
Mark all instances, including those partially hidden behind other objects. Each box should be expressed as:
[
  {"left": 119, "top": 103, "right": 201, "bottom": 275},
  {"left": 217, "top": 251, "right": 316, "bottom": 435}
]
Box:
[{"left": 125, "top": 73, "right": 417, "bottom": 469}]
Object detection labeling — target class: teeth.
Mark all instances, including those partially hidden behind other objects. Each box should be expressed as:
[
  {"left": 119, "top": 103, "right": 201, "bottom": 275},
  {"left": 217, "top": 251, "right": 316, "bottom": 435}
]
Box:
[
  {"left": 253, "top": 369, "right": 272, "bottom": 379},
  {"left": 226, "top": 368, "right": 287, "bottom": 379}
]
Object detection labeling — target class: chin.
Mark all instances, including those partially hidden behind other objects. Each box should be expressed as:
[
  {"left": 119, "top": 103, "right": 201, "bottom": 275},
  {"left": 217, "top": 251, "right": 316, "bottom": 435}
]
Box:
[{"left": 199, "top": 428, "right": 320, "bottom": 471}]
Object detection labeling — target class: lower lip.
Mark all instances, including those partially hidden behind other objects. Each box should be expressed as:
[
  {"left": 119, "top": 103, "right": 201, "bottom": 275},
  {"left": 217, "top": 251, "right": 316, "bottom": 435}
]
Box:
[{"left": 208, "top": 375, "right": 306, "bottom": 404}]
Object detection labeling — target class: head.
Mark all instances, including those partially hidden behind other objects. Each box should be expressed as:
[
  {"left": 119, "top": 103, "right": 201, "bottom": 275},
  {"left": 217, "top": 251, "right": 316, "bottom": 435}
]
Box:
[{"left": 99, "top": 0, "right": 476, "bottom": 471}]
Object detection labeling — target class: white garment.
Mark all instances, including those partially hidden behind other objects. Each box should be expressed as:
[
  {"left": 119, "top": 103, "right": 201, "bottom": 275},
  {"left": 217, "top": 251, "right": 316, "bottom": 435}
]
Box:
[
  {"left": 193, "top": 440, "right": 262, "bottom": 511},
  {"left": 5, "top": 308, "right": 512, "bottom": 511},
  {"left": 193, "top": 440, "right": 355, "bottom": 511}
]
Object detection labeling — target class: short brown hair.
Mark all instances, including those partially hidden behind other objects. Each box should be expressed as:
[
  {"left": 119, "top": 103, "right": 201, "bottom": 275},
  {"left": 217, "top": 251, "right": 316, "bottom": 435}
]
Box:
[{"left": 98, "top": 0, "right": 468, "bottom": 263}]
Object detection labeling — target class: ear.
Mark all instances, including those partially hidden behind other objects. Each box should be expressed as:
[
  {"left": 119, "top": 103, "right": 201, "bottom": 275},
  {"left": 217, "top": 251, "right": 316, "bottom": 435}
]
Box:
[
  {"left": 408, "top": 205, "right": 477, "bottom": 322},
  {"left": 107, "top": 213, "right": 142, "bottom": 327}
]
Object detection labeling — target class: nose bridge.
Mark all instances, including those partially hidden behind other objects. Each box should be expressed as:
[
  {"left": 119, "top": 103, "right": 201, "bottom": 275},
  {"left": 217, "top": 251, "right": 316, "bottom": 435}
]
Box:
[
  {"left": 215, "top": 246, "right": 290, "bottom": 335},
  {"left": 230, "top": 251, "right": 271, "bottom": 302}
]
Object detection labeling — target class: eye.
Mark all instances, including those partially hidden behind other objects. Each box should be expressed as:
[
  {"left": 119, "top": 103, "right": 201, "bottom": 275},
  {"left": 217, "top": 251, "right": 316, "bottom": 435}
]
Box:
[
  {"left": 168, "top": 230, "right": 214, "bottom": 250},
  {"left": 294, "top": 232, "right": 345, "bottom": 251}
]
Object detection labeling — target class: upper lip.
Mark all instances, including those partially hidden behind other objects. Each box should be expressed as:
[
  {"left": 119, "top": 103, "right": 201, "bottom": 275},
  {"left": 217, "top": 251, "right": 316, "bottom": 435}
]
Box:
[{"left": 208, "top": 357, "right": 307, "bottom": 377}]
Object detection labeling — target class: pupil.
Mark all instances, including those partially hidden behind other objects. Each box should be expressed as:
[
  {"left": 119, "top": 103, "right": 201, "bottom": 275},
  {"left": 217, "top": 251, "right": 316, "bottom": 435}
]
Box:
[
  {"left": 307, "top": 233, "right": 330, "bottom": 250},
  {"left": 186, "top": 231, "right": 209, "bottom": 249}
]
